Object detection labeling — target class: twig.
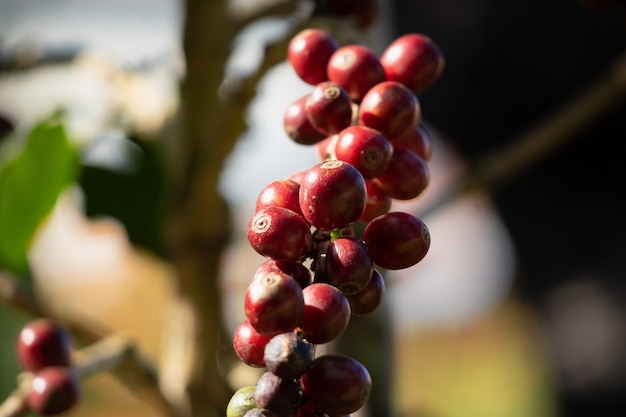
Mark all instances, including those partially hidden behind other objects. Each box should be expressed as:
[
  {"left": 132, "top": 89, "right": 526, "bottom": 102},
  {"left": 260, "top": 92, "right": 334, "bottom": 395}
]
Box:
[
  {"left": 421, "top": 49, "right": 626, "bottom": 217},
  {"left": 0, "top": 271, "right": 180, "bottom": 417}
]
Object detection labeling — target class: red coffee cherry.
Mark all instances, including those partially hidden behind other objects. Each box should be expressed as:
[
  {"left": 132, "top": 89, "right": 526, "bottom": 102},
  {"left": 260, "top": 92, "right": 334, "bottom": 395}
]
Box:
[
  {"left": 233, "top": 319, "right": 273, "bottom": 368},
  {"left": 372, "top": 147, "right": 430, "bottom": 201},
  {"left": 334, "top": 125, "right": 393, "bottom": 179},
  {"left": 393, "top": 123, "right": 434, "bottom": 162},
  {"left": 327, "top": 44, "right": 386, "bottom": 102},
  {"left": 305, "top": 81, "right": 354, "bottom": 135},
  {"left": 300, "top": 354, "right": 371, "bottom": 415},
  {"left": 358, "top": 81, "right": 421, "bottom": 141},
  {"left": 283, "top": 94, "right": 328, "bottom": 145},
  {"left": 255, "top": 179, "right": 303, "bottom": 217},
  {"left": 345, "top": 268, "right": 385, "bottom": 315},
  {"left": 380, "top": 33, "right": 445, "bottom": 95},
  {"left": 288, "top": 28, "right": 339, "bottom": 85},
  {"left": 27, "top": 367, "right": 80, "bottom": 416},
  {"left": 16, "top": 318, "right": 73, "bottom": 372},
  {"left": 300, "top": 283, "right": 351, "bottom": 344},
  {"left": 319, "top": 236, "right": 373, "bottom": 295},
  {"left": 363, "top": 211, "right": 430, "bottom": 270}
]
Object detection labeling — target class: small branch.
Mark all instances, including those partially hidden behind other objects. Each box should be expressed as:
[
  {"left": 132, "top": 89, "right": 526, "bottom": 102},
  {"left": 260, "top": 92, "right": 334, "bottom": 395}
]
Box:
[
  {"left": 0, "top": 272, "right": 180, "bottom": 417},
  {"left": 0, "top": 335, "right": 155, "bottom": 417},
  {"left": 421, "top": 49, "right": 626, "bottom": 217}
]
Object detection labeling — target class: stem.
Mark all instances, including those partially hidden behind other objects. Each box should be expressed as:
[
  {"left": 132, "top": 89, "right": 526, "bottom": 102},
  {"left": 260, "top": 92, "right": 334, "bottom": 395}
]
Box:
[{"left": 0, "top": 335, "right": 172, "bottom": 417}]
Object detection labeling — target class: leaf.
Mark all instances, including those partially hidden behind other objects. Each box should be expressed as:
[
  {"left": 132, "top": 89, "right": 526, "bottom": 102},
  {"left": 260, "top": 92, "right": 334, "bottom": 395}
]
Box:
[{"left": 0, "top": 115, "right": 79, "bottom": 275}]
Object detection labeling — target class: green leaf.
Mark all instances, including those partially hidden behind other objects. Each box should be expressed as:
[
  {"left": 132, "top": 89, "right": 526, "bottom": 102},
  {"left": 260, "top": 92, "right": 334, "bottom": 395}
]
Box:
[{"left": 0, "top": 115, "right": 79, "bottom": 275}]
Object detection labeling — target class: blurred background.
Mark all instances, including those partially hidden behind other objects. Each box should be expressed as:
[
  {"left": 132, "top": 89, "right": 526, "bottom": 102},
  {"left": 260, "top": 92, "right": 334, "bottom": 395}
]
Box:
[{"left": 1, "top": 0, "right": 625, "bottom": 416}]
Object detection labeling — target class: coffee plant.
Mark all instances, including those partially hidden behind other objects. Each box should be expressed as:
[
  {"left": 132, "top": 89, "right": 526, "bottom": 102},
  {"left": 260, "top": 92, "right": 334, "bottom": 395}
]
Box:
[{"left": 1, "top": 1, "right": 624, "bottom": 417}]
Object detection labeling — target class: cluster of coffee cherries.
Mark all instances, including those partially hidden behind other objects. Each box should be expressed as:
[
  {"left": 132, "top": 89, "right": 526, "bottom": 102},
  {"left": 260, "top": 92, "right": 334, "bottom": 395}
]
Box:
[
  {"left": 228, "top": 28, "right": 443, "bottom": 417},
  {"left": 15, "top": 318, "right": 80, "bottom": 416}
]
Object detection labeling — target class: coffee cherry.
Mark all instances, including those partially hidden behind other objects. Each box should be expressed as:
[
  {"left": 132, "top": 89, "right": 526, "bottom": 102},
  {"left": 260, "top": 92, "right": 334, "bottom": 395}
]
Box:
[
  {"left": 27, "top": 367, "right": 80, "bottom": 416},
  {"left": 372, "top": 147, "right": 429, "bottom": 201},
  {"left": 380, "top": 33, "right": 444, "bottom": 95},
  {"left": 283, "top": 95, "right": 328, "bottom": 145},
  {"left": 300, "top": 283, "right": 350, "bottom": 344},
  {"left": 359, "top": 179, "right": 392, "bottom": 222},
  {"left": 252, "top": 259, "right": 312, "bottom": 289},
  {"left": 363, "top": 211, "right": 430, "bottom": 270},
  {"left": 299, "top": 160, "right": 366, "bottom": 230},
  {"left": 255, "top": 179, "right": 303, "bottom": 218},
  {"left": 254, "top": 371, "right": 301, "bottom": 417},
  {"left": 288, "top": 29, "right": 339, "bottom": 86},
  {"left": 358, "top": 81, "right": 421, "bottom": 141},
  {"left": 345, "top": 268, "right": 385, "bottom": 315},
  {"left": 305, "top": 81, "right": 354, "bottom": 135},
  {"left": 327, "top": 45, "right": 386, "bottom": 102},
  {"left": 248, "top": 206, "right": 312, "bottom": 262},
  {"left": 393, "top": 123, "right": 434, "bottom": 162},
  {"left": 319, "top": 236, "right": 373, "bottom": 295},
  {"left": 263, "top": 331, "right": 313, "bottom": 380},
  {"left": 233, "top": 320, "right": 273, "bottom": 368},
  {"left": 300, "top": 354, "right": 371, "bottom": 415},
  {"left": 16, "top": 319, "right": 72, "bottom": 372},
  {"left": 244, "top": 271, "right": 305, "bottom": 337},
  {"left": 227, "top": 385, "right": 257, "bottom": 417},
  {"left": 333, "top": 125, "right": 393, "bottom": 179}
]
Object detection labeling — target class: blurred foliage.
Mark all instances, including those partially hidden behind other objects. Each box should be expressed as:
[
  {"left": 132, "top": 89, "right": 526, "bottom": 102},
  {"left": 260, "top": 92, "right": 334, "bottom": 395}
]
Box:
[{"left": 0, "top": 114, "right": 79, "bottom": 275}]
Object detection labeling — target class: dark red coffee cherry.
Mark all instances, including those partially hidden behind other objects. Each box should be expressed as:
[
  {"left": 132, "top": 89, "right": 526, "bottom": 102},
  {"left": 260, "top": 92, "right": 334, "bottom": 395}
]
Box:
[
  {"left": 27, "top": 367, "right": 80, "bottom": 416},
  {"left": 372, "top": 147, "right": 430, "bottom": 201},
  {"left": 288, "top": 28, "right": 339, "bottom": 85},
  {"left": 252, "top": 259, "right": 312, "bottom": 289},
  {"left": 333, "top": 125, "right": 393, "bottom": 179},
  {"left": 299, "top": 160, "right": 367, "bottom": 230},
  {"left": 327, "top": 44, "right": 386, "bottom": 102},
  {"left": 16, "top": 318, "right": 73, "bottom": 372},
  {"left": 248, "top": 206, "right": 312, "bottom": 262},
  {"left": 263, "top": 331, "right": 313, "bottom": 380},
  {"left": 359, "top": 179, "right": 392, "bottom": 222},
  {"left": 255, "top": 179, "right": 303, "bottom": 217},
  {"left": 283, "top": 95, "right": 328, "bottom": 145},
  {"left": 363, "top": 211, "right": 430, "bottom": 270},
  {"left": 300, "top": 354, "right": 371, "bottom": 415},
  {"left": 358, "top": 81, "right": 420, "bottom": 141},
  {"left": 319, "top": 236, "right": 373, "bottom": 295},
  {"left": 233, "top": 319, "right": 273, "bottom": 368},
  {"left": 300, "top": 283, "right": 350, "bottom": 344},
  {"left": 305, "top": 81, "right": 354, "bottom": 135},
  {"left": 393, "top": 123, "right": 433, "bottom": 162},
  {"left": 254, "top": 371, "right": 301, "bottom": 417},
  {"left": 244, "top": 271, "right": 305, "bottom": 337},
  {"left": 380, "top": 33, "right": 445, "bottom": 95},
  {"left": 345, "top": 268, "right": 385, "bottom": 315}
]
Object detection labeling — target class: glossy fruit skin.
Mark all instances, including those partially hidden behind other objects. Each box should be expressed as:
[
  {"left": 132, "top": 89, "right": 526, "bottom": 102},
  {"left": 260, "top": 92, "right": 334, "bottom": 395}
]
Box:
[
  {"left": 299, "top": 160, "right": 367, "bottom": 230},
  {"left": 327, "top": 45, "right": 386, "bottom": 102},
  {"left": 363, "top": 211, "right": 430, "bottom": 270},
  {"left": 288, "top": 28, "right": 339, "bottom": 85},
  {"left": 244, "top": 271, "right": 305, "bottom": 337},
  {"left": 300, "top": 354, "right": 371, "bottom": 415},
  {"left": 255, "top": 179, "right": 303, "bottom": 217},
  {"left": 305, "top": 82, "right": 353, "bottom": 135},
  {"left": 16, "top": 319, "right": 72, "bottom": 372},
  {"left": 320, "top": 236, "right": 373, "bottom": 295},
  {"left": 283, "top": 95, "right": 328, "bottom": 145},
  {"left": 300, "top": 283, "right": 350, "bottom": 344},
  {"left": 359, "top": 179, "right": 392, "bottom": 222},
  {"left": 358, "top": 81, "right": 420, "bottom": 141},
  {"left": 248, "top": 206, "right": 312, "bottom": 262},
  {"left": 254, "top": 371, "right": 301, "bottom": 417},
  {"left": 263, "top": 331, "right": 313, "bottom": 380},
  {"left": 380, "top": 33, "right": 445, "bottom": 95},
  {"left": 345, "top": 268, "right": 385, "bottom": 315},
  {"left": 372, "top": 147, "right": 430, "bottom": 201},
  {"left": 333, "top": 125, "right": 393, "bottom": 179},
  {"left": 27, "top": 367, "right": 80, "bottom": 416},
  {"left": 393, "top": 123, "right": 433, "bottom": 162},
  {"left": 233, "top": 320, "right": 273, "bottom": 368},
  {"left": 252, "top": 259, "right": 312, "bottom": 289}
]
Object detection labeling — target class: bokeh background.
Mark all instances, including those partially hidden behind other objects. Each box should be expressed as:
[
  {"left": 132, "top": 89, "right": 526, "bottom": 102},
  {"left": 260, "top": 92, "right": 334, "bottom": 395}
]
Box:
[{"left": 1, "top": 1, "right": 625, "bottom": 416}]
